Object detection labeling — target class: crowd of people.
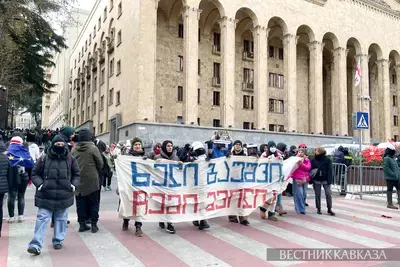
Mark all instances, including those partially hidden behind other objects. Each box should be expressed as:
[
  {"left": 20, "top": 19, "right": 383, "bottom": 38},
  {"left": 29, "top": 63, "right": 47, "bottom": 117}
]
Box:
[{"left": 6, "top": 126, "right": 389, "bottom": 257}]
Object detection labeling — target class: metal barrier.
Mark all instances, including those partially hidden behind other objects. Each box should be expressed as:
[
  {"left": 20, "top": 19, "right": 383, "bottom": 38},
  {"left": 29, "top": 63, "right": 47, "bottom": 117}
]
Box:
[
  {"left": 332, "top": 163, "right": 348, "bottom": 195},
  {"left": 345, "top": 165, "right": 389, "bottom": 197}
]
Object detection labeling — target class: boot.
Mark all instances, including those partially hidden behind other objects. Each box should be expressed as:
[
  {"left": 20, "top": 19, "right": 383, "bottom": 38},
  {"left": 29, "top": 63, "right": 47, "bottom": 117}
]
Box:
[
  {"left": 192, "top": 221, "right": 200, "bottom": 227},
  {"left": 79, "top": 222, "right": 90, "bottom": 232},
  {"left": 91, "top": 223, "right": 99, "bottom": 233},
  {"left": 327, "top": 209, "right": 336, "bottom": 216},
  {"left": 268, "top": 215, "right": 278, "bottom": 222},
  {"left": 199, "top": 220, "right": 210, "bottom": 230},
  {"left": 228, "top": 215, "right": 238, "bottom": 223},
  {"left": 135, "top": 226, "right": 143, "bottom": 237},
  {"left": 122, "top": 219, "right": 129, "bottom": 231},
  {"left": 387, "top": 192, "right": 399, "bottom": 209},
  {"left": 239, "top": 216, "right": 250, "bottom": 226},
  {"left": 260, "top": 211, "right": 267, "bottom": 219},
  {"left": 276, "top": 205, "right": 287, "bottom": 216}
]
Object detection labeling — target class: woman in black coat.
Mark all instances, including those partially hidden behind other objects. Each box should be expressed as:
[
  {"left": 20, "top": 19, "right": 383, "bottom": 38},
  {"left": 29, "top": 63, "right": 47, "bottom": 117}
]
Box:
[
  {"left": 310, "top": 147, "right": 335, "bottom": 216},
  {"left": 27, "top": 136, "right": 80, "bottom": 255},
  {"left": 0, "top": 139, "right": 10, "bottom": 237}
]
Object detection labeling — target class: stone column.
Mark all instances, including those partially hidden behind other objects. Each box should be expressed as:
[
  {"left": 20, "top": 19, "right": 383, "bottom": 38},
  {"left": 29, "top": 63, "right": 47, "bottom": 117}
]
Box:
[
  {"left": 283, "top": 34, "right": 298, "bottom": 132},
  {"left": 182, "top": 6, "right": 201, "bottom": 125},
  {"left": 219, "top": 16, "right": 237, "bottom": 127},
  {"left": 377, "top": 59, "right": 392, "bottom": 140},
  {"left": 308, "top": 41, "right": 324, "bottom": 134},
  {"left": 332, "top": 47, "right": 348, "bottom": 136},
  {"left": 355, "top": 54, "right": 371, "bottom": 143},
  {"left": 253, "top": 26, "right": 268, "bottom": 130}
]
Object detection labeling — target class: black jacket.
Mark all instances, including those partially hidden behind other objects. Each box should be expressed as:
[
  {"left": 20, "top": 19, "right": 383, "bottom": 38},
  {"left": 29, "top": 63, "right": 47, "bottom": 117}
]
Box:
[
  {"left": 0, "top": 153, "right": 9, "bottom": 194},
  {"left": 32, "top": 148, "right": 80, "bottom": 211},
  {"left": 311, "top": 155, "right": 333, "bottom": 184}
]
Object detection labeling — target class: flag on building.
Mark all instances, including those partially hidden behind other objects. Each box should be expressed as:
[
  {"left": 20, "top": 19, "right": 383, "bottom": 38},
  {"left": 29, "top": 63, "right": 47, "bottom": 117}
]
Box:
[{"left": 355, "top": 57, "right": 361, "bottom": 87}]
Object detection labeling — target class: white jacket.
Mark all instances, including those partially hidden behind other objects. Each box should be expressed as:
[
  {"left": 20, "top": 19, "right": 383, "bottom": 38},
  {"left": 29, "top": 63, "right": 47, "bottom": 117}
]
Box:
[{"left": 28, "top": 143, "right": 40, "bottom": 163}]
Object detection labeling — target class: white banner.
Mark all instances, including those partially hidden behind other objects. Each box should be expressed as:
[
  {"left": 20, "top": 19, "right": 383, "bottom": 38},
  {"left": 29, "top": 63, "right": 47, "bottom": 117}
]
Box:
[{"left": 115, "top": 156, "right": 300, "bottom": 222}]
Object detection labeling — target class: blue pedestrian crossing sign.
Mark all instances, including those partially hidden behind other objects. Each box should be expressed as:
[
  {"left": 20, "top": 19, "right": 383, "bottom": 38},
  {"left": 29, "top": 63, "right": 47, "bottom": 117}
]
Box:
[{"left": 354, "top": 112, "right": 369, "bottom": 130}]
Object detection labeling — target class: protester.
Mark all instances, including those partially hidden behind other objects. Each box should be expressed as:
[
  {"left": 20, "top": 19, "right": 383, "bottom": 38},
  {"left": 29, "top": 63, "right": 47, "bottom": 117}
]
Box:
[
  {"left": 27, "top": 136, "right": 80, "bottom": 255},
  {"left": 7, "top": 136, "right": 34, "bottom": 223},
  {"left": 154, "top": 140, "right": 180, "bottom": 234},
  {"left": 58, "top": 126, "right": 75, "bottom": 152},
  {"left": 311, "top": 147, "right": 335, "bottom": 215},
  {"left": 71, "top": 129, "right": 103, "bottom": 233},
  {"left": 290, "top": 148, "right": 311, "bottom": 214},
  {"left": 383, "top": 145, "right": 400, "bottom": 209},
  {"left": 0, "top": 138, "right": 10, "bottom": 237},
  {"left": 102, "top": 146, "right": 115, "bottom": 191}
]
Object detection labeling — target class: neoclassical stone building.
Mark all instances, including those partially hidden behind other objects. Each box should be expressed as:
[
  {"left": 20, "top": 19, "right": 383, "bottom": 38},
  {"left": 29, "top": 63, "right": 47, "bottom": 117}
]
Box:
[{"left": 66, "top": 0, "right": 400, "bottom": 144}]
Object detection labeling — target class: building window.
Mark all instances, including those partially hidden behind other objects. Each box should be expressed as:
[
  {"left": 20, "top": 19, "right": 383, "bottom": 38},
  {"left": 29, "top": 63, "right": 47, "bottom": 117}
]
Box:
[
  {"left": 213, "top": 91, "right": 220, "bottom": 106},
  {"left": 87, "top": 106, "right": 90, "bottom": 119},
  {"left": 118, "top": 2, "right": 122, "bottom": 18},
  {"left": 93, "top": 76, "right": 97, "bottom": 92},
  {"left": 89, "top": 34, "right": 92, "bottom": 44},
  {"left": 100, "top": 95, "right": 104, "bottom": 110},
  {"left": 177, "top": 86, "right": 183, "bottom": 102},
  {"left": 94, "top": 26, "right": 96, "bottom": 37},
  {"left": 392, "top": 74, "right": 396, "bottom": 84},
  {"left": 82, "top": 47, "right": 84, "bottom": 57},
  {"left": 243, "top": 68, "right": 254, "bottom": 84},
  {"left": 197, "top": 118, "right": 200, "bottom": 126},
  {"left": 117, "top": 30, "right": 122, "bottom": 45},
  {"left": 178, "top": 55, "right": 183, "bottom": 72},
  {"left": 178, "top": 24, "right": 184, "bottom": 38},
  {"left": 98, "top": 17, "right": 101, "bottom": 30},
  {"left": 104, "top": 7, "right": 107, "bottom": 20},
  {"left": 100, "top": 123, "right": 103, "bottom": 133},
  {"left": 269, "top": 46, "right": 274, "bottom": 58},
  {"left": 198, "top": 28, "right": 201, "bottom": 42},
  {"left": 198, "top": 59, "right": 201, "bottom": 75},
  {"left": 213, "top": 62, "right": 220, "bottom": 80},
  {"left": 393, "top": 95, "right": 398, "bottom": 106},
  {"left": 73, "top": 98, "right": 75, "bottom": 109},
  {"left": 109, "top": 58, "right": 114, "bottom": 76},
  {"left": 74, "top": 59, "right": 76, "bottom": 68},
  {"left": 278, "top": 48, "right": 284, "bottom": 60},
  {"left": 93, "top": 126, "right": 96, "bottom": 135},
  {"left": 72, "top": 117, "right": 75, "bottom": 127},
  {"left": 243, "top": 95, "right": 254, "bottom": 110},
  {"left": 394, "top": 115, "right": 399, "bottom": 126},
  {"left": 198, "top": 88, "right": 200, "bottom": 104},
  {"left": 101, "top": 68, "right": 105, "bottom": 84},
  {"left": 213, "top": 119, "right": 220, "bottom": 127},
  {"left": 87, "top": 80, "right": 91, "bottom": 97},
  {"left": 269, "top": 124, "right": 284, "bottom": 132},
  {"left": 81, "top": 111, "right": 84, "bottom": 123},
  {"left": 243, "top": 122, "right": 251, "bottom": 129},
  {"left": 110, "top": 0, "right": 114, "bottom": 10},
  {"left": 269, "top": 73, "right": 284, "bottom": 89},
  {"left": 395, "top": 135, "right": 399, "bottom": 141},
  {"left": 213, "top": 32, "right": 221, "bottom": 51},
  {"left": 116, "top": 90, "right": 120, "bottom": 105},
  {"left": 93, "top": 101, "right": 97, "bottom": 115},
  {"left": 117, "top": 60, "right": 121, "bottom": 75},
  {"left": 269, "top": 99, "right": 284, "bottom": 113},
  {"left": 243, "top": 39, "right": 254, "bottom": 56},
  {"left": 109, "top": 88, "right": 114, "bottom": 105},
  {"left": 85, "top": 41, "right": 87, "bottom": 51},
  {"left": 176, "top": 116, "right": 183, "bottom": 124}
]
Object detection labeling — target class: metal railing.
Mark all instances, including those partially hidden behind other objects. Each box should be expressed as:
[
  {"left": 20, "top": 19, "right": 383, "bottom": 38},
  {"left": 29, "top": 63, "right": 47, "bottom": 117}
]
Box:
[{"left": 332, "top": 163, "right": 394, "bottom": 198}]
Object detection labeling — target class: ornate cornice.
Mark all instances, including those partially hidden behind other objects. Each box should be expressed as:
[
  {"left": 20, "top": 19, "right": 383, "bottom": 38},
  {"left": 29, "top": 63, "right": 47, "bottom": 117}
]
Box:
[
  {"left": 303, "top": 0, "right": 327, "bottom": 6},
  {"left": 340, "top": 0, "right": 400, "bottom": 20}
]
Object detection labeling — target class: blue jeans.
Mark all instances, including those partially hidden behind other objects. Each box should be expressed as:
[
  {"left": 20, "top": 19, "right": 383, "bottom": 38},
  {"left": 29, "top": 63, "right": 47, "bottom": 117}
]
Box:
[
  {"left": 268, "top": 194, "right": 282, "bottom": 217},
  {"left": 293, "top": 182, "right": 307, "bottom": 213},
  {"left": 28, "top": 208, "right": 68, "bottom": 249}
]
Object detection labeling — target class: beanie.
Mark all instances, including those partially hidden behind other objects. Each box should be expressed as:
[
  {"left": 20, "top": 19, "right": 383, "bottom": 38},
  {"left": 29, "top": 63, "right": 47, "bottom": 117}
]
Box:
[
  {"left": 60, "top": 126, "right": 75, "bottom": 139},
  {"left": 131, "top": 137, "right": 143, "bottom": 147},
  {"left": 233, "top": 140, "right": 242, "bottom": 147},
  {"left": 10, "top": 136, "right": 23, "bottom": 145},
  {"left": 78, "top": 128, "right": 93, "bottom": 142},
  {"left": 267, "top": 141, "right": 276, "bottom": 148},
  {"left": 52, "top": 136, "right": 65, "bottom": 146},
  {"left": 298, "top": 143, "right": 307, "bottom": 149}
]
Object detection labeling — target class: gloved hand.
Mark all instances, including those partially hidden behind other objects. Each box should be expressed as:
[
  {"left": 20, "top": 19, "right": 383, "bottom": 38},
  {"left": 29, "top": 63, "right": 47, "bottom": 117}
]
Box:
[
  {"left": 225, "top": 152, "right": 231, "bottom": 158},
  {"left": 38, "top": 184, "right": 43, "bottom": 191},
  {"left": 28, "top": 179, "right": 32, "bottom": 186},
  {"left": 142, "top": 156, "right": 148, "bottom": 160},
  {"left": 71, "top": 185, "right": 76, "bottom": 192}
]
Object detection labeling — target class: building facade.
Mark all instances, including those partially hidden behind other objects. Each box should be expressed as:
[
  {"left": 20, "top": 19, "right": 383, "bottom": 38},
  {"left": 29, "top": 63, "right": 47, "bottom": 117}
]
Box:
[
  {"left": 14, "top": 109, "right": 36, "bottom": 130},
  {"left": 67, "top": 0, "right": 400, "bottom": 144},
  {"left": 42, "top": 8, "right": 90, "bottom": 130}
]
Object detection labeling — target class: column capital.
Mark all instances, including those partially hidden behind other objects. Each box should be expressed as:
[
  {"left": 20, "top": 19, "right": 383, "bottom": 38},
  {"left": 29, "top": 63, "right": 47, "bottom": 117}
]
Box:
[
  {"left": 252, "top": 25, "right": 269, "bottom": 37},
  {"left": 282, "top": 33, "right": 297, "bottom": 45},
  {"left": 376, "top": 58, "right": 389, "bottom": 66},
  {"left": 355, "top": 54, "right": 371, "bottom": 62},
  {"left": 218, "top": 16, "right": 239, "bottom": 29},
  {"left": 307, "top": 41, "right": 324, "bottom": 51},
  {"left": 181, "top": 6, "right": 202, "bottom": 19}
]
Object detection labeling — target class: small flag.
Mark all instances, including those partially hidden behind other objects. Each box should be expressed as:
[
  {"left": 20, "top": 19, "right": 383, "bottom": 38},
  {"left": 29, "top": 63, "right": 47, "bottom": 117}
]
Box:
[
  {"left": 7, "top": 143, "right": 34, "bottom": 168},
  {"left": 354, "top": 57, "right": 361, "bottom": 87}
]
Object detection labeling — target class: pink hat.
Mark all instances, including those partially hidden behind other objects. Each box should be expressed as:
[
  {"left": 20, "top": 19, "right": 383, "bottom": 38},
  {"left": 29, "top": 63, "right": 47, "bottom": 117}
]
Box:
[{"left": 298, "top": 143, "right": 307, "bottom": 149}]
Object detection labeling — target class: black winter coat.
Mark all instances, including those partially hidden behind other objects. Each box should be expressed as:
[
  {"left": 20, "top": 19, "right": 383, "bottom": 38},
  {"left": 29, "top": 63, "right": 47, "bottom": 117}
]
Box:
[
  {"left": 0, "top": 154, "right": 10, "bottom": 194},
  {"left": 311, "top": 155, "right": 333, "bottom": 184},
  {"left": 32, "top": 148, "right": 80, "bottom": 211}
]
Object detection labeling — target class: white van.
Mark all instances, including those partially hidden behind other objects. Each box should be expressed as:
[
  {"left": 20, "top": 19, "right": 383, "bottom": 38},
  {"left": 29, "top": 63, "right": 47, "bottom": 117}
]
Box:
[{"left": 321, "top": 144, "right": 369, "bottom": 155}]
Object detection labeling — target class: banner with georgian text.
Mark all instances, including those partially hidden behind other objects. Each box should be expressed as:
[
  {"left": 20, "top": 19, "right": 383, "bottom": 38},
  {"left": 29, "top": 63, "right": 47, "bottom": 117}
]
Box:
[{"left": 115, "top": 156, "right": 299, "bottom": 222}]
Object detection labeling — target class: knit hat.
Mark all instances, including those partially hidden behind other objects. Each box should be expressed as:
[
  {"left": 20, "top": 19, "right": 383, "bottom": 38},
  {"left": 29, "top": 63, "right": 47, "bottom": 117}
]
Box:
[
  {"left": 298, "top": 143, "right": 307, "bottom": 149},
  {"left": 0, "top": 140, "right": 6, "bottom": 153},
  {"left": 52, "top": 136, "right": 65, "bottom": 146},
  {"left": 290, "top": 145, "right": 297, "bottom": 151},
  {"left": 60, "top": 126, "right": 75, "bottom": 139},
  {"left": 131, "top": 137, "right": 143, "bottom": 147},
  {"left": 233, "top": 140, "right": 242, "bottom": 147},
  {"left": 267, "top": 141, "right": 276, "bottom": 148},
  {"left": 78, "top": 128, "right": 93, "bottom": 142},
  {"left": 10, "top": 136, "right": 23, "bottom": 145}
]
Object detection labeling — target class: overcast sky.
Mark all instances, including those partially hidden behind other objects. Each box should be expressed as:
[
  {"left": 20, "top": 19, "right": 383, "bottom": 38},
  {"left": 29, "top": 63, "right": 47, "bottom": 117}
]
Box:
[{"left": 75, "top": 0, "right": 96, "bottom": 12}]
